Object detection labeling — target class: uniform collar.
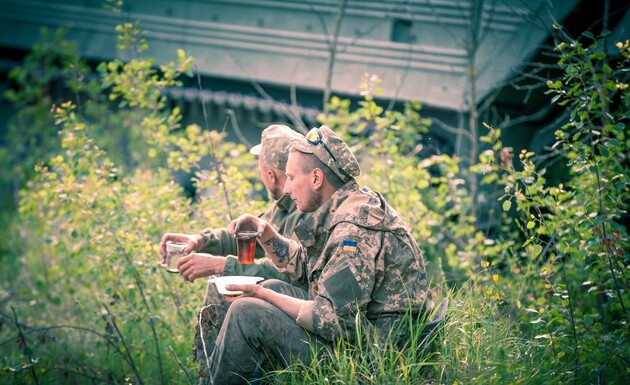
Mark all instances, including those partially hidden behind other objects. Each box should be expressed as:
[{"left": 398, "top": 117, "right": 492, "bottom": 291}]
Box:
[{"left": 276, "top": 194, "right": 296, "bottom": 212}]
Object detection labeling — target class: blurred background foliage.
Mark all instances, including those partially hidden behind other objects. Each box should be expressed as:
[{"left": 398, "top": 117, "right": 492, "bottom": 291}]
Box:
[{"left": 0, "top": 12, "right": 628, "bottom": 385}]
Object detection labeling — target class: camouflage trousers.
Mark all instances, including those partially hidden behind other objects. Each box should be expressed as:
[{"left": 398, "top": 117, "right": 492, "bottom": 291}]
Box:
[{"left": 197, "top": 279, "right": 328, "bottom": 385}]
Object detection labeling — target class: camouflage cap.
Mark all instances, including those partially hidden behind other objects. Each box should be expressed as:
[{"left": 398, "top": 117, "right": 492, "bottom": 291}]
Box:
[
  {"left": 290, "top": 125, "right": 361, "bottom": 183},
  {"left": 249, "top": 124, "right": 304, "bottom": 171}
]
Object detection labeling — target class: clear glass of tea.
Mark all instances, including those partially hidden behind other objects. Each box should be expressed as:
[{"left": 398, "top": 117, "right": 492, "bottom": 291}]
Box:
[
  {"left": 165, "top": 241, "right": 187, "bottom": 273},
  {"left": 236, "top": 231, "right": 259, "bottom": 264}
]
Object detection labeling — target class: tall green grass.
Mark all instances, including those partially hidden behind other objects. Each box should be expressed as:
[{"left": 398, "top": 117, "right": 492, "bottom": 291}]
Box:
[{"left": 239, "top": 280, "right": 565, "bottom": 385}]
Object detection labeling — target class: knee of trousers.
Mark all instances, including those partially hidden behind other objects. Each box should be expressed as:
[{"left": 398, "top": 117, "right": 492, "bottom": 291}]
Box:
[{"left": 226, "top": 297, "right": 270, "bottom": 332}]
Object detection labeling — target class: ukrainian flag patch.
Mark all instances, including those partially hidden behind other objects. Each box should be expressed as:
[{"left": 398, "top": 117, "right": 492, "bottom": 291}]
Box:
[{"left": 342, "top": 240, "right": 358, "bottom": 253}]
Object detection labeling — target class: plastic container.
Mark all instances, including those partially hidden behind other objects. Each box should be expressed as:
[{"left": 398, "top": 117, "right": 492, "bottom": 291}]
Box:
[{"left": 208, "top": 276, "right": 265, "bottom": 295}]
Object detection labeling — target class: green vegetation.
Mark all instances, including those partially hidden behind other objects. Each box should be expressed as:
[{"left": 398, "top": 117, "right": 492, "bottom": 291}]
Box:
[{"left": 0, "top": 13, "right": 628, "bottom": 385}]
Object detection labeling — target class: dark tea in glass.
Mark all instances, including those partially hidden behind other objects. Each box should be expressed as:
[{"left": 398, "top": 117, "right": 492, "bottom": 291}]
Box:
[{"left": 236, "top": 231, "right": 258, "bottom": 264}]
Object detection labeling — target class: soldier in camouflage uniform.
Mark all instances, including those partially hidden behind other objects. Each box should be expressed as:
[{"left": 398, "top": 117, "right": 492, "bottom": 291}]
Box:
[
  {"left": 201, "top": 125, "right": 433, "bottom": 384},
  {"left": 157, "top": 124, "right": 306, "bottom": 373}
]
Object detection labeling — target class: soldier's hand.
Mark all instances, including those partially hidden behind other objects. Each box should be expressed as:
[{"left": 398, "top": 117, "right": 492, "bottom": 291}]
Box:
[
  {"left": 177, "top": 253, "right": 227, "bottom": 283},
  {"left": 228, "top": 214, "right": 282, "bottom": 244},
  {"left": 223, "top": 283, "right": 262, "bottom": 304},
  {"left": 227, "top": 214, "right": 267, "bottom": 238},
  {"left": 158, "top": 233, "right": 204, "bottom": 265}
]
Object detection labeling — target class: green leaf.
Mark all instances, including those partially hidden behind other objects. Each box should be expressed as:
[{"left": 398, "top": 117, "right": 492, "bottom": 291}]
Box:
[
  {"left": 589, "top": 51, "right": 606, "bottom": 60},
  {"left": 547, "top": 80, "right": 562, "bottom": 90},
  {"left": 416, "top": 179, "right": 429, "bottom": 189}
]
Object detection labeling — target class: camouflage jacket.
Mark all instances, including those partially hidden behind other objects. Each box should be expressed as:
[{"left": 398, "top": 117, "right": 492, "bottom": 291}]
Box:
[
  {"left": 279, "top": 180, "right": 433, "bottom": 341},
  {"left": 200, "top": 195, "right": 304, "bottom": 281}
]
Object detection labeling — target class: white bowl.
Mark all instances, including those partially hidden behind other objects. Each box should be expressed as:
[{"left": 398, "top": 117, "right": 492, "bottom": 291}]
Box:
[{"left": 208, "top": 276, "right": 264, "bottom": 295}]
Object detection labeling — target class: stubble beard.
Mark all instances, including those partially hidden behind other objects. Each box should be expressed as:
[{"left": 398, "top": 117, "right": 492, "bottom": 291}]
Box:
[{"left": 299, "top": 188, "right": 323, "bottom": 213}]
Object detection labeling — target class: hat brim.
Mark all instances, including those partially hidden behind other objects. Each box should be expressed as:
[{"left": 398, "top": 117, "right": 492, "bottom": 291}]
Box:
[
  {"left": 249, "top": 144, "right": 262, "bottom": 156},
  {"left": 289, "top": 138, "right": 316, "bottom": 154}
]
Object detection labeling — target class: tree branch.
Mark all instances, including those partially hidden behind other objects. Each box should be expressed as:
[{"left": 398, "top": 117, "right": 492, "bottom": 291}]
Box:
[{"left": 323, "top": 0, "right": 348, "bottom": 113}]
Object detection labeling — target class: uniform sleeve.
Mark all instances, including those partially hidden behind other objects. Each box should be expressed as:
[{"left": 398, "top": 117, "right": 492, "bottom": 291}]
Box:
[
  {"left": 273, "top": 240, "right": 306, "bottom": 281},
  {"left": 198, "top": 227, "right": 238, "bottom": 256},
  {"left": 223, "top": 256, "right": 292, "bottom": 283},
  {"left": 295, "top": 223, "right": 379, "bottom": 341}
]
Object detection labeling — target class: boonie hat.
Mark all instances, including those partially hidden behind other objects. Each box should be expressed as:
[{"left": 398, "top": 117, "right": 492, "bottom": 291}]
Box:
[
  {"left": 290, "top": 125, "right": 360, "bottom": 183},
  {"left": 250, "top": 124, "right": 303, "bottom": 172}
]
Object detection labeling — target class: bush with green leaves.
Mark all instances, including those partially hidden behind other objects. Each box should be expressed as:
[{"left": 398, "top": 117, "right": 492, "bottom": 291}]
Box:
[
  {"left": 477, "top": 28, "right": 629, "bottom": 384},
  {"left": 0, "top": 20, "right": 262, "bottom": 384},
  {"left": 0, "top": 27, "right": 93, "bottom": 213}
]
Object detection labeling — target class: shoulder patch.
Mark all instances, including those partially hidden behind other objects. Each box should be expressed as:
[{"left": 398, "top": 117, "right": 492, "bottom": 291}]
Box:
[{"left": 342, "top": 239, "right": 358, "bottom": 253}]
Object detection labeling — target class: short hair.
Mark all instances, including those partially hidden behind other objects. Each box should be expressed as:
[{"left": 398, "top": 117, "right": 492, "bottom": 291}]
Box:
[{"left": 296, "top": 150, "right": 345, "bottom": 189}]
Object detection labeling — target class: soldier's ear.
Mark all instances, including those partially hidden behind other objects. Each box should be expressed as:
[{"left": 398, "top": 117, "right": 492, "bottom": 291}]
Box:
[
  {"left": 267, "top": 169, "right": 277, "bottom": 183},
  {"left": 312, "top": 168, "right": 324, "bottom": 190}
]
